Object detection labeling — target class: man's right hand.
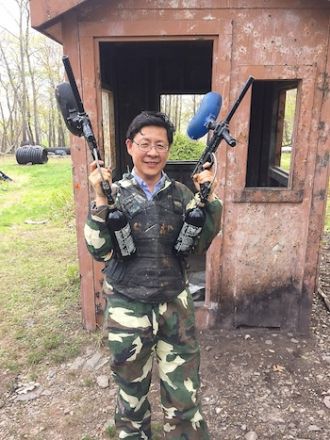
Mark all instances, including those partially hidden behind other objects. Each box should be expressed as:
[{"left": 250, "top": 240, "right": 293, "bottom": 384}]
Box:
[{"left": 88, "top": 160, "right": 112, "bottom": 206}]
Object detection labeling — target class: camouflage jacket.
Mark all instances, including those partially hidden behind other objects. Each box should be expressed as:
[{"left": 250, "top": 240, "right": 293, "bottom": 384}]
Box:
[{"left": 84, "top": 173, "right": 222, "bottom": 302}]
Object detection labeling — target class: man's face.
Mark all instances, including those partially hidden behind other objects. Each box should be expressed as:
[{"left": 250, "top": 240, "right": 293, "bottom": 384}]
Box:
[{"left": 126, "top": 125, "right": 170, "bottom": 185}]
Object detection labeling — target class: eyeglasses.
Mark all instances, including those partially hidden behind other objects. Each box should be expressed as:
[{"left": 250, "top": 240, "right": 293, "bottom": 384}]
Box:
[{"left": 133, "top": 140, "right": 169, "bottom": 152}]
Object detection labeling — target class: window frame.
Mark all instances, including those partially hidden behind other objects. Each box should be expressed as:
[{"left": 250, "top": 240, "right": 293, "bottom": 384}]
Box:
[
  {"left": 230, "top": 65, "right": 316, "bottom": 204},
  {"left": 245, "top": 79, "right": 299, "bottom": 189}
]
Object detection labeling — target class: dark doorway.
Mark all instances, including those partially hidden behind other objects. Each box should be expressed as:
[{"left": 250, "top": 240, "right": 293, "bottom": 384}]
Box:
[
  {"left": 99, "top": 40, "right": 213, "bottom": 180},
  {"left": 99, "top": 40, "right": 213, "bottom": 300}
]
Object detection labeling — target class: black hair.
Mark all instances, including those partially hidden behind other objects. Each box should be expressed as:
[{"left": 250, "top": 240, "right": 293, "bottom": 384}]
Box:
[{"left": 126, "top": 111, "right": 175, "bottom": 145}]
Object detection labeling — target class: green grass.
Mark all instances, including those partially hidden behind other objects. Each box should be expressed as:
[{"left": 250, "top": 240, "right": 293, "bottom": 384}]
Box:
[
  {"left": 0, "top": 156, "right": 74, "bottom": 229},
  {"left": 0, "top": 155, "right": 97, "bottom": 373}
]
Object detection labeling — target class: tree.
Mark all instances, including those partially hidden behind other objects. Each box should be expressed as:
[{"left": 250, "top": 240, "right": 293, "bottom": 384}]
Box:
[{"left": 0, "top": 0, "right": 67, "bottom": 153}]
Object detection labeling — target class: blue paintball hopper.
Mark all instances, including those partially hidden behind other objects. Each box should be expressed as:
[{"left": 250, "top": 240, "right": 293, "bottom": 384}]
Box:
[{"left": 187, "top": 92, "right": 222, "bottom": 140}]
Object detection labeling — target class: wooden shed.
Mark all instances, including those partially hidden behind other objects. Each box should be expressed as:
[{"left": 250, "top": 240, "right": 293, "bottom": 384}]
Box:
[{"left": 30, "top": 0, "right": 330, "bottom": 332}]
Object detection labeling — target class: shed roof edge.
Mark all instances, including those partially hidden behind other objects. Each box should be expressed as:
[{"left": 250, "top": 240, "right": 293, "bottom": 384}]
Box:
[{"left": 29, "top": 0, "right": 89, "bottom": 29}]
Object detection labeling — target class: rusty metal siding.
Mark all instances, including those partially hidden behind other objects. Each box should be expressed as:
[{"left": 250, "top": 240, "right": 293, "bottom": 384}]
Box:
[
  {"left": 29, "top": 0, "right": 88, "bottom": 28},
  {"left": 217, "top": 9, "right": 330, "bottom": 330},
  {"left": 30, "top": 0, "right": 330, "bottom": 32},
  {"left": 301, "top": 52, "right": 330, "bottom": 331},
  {"left": 61, "top": 13, "right": 100, "bottom": 330}
]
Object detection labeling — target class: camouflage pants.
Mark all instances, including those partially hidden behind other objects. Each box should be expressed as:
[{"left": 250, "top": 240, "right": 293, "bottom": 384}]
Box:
[{"left": 105, "top": 289, "right": 210, "bottom": 440}]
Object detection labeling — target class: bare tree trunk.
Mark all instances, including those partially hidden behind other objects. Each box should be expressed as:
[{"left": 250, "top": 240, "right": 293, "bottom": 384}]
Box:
[
  {"left": 173, "top": 95, "right": 181, "bottom": 131},
  {"left": 168, "top": 95, "right": 173, "bottom": 121},
  {"left": 15, "top": 0, "right": 30, "bottom": 144},
  {"left": 0, "top": 101, "right": 8, "bottom": 151},
  {"left": 0, "top": 42, "right": 22, "bottom": 151},
  {"left": 57, "top": 113, "right": 66, "bottom": 147},
  {"left": 177, "top": 95, "right": 182, "bottom": 132},
  {"left": 0, "top": 1, "right": 66, "bottom": 151},
  {"left": 193, "top": 95, "right": 197, "bottom": 114},
  {"left": 24, "top": 1, "right": 40, "bottom": 144},
  {"left": 50, "top": 103, "right": 56, "bottom": 147}
]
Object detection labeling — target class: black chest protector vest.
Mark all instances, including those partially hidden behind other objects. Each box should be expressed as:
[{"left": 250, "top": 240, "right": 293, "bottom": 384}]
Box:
[{"left": 104, "top": 177, "right": 188, "bottom": 303}]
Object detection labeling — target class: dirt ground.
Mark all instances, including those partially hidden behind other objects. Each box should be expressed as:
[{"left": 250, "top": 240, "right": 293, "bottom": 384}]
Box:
[{"left": 0, "top": 234, "right": 329, "bottom": 440}]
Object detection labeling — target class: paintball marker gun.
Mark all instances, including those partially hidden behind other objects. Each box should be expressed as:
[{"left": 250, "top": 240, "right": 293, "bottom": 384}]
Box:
[
  {"left": 55, "top": 56, "right": 136, "bottom": 259},
  {"left": 187, "top": 76, "right": 254, "bottom": 202},
  {"left": 55, "top": 56, "right": 113, "bottom": 204},
  {"left": 0, "top": 170, "right": 13, "bottom": 182}
]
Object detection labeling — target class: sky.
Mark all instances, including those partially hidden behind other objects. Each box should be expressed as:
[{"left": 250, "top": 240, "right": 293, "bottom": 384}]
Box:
[
  {"left": 0, "top": 0, "right": 18, "bottom": 30},
  {"left": 0, "top": 0, "right": 19, "bottom": 33}
]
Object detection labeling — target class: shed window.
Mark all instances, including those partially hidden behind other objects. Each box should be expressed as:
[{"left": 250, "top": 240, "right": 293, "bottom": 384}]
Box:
[{"left": 246, "top": 80, "right": 299, "bottom": 188}]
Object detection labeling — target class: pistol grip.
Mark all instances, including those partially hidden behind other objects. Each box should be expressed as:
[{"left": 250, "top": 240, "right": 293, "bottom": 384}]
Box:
[
  {"left": 101, "top": 181, "right": 114, "bottom": 204},
  {"left": 200, "top": 182, "right": 211, "bottom": 202}
]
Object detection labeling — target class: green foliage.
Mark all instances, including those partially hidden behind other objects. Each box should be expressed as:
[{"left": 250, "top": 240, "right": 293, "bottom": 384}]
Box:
[
  {"left": 280, "top": 152, "right": 291, "bottom": 172},
  {"left": 169, "top": 132, "right": 205, "bottom": 161},
  {"left": 282, "top": 89, "right": 297, "bottom": 146}
]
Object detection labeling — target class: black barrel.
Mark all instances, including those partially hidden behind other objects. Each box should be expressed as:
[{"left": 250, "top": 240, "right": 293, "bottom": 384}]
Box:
[
  {"left": 16, "top": 145, "right": 48, "bottom": 165},
  {"left": 47, "top": 147, "right": 70, "bottom": 156}
]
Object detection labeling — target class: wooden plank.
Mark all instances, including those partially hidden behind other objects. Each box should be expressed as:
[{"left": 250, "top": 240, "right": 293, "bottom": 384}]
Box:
[{"left": 62, "top": 13, "right": 97, "bottom": 330}]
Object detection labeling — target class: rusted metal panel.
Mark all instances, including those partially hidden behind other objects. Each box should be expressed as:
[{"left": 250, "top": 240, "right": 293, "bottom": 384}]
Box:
[
  {"left": 204, "top": 27, "right": 232, "bottom": 309},
  {"left": 231, "top": 9, "right": 329, "bottom": 68},
  {"left": 214, "top": 8, "right": 329, "bottom": 330},
  {"left": 228, "top": 0, "right": 329, "bottom": 8},
  {"left": 56, "top": 0, "right": 330, "bottom": 13},
  {"left": 301, "top": 51, "right": 330, "bottom": 332},
  {"left": 37, "top": 21, "right": 62, "bottom": 43},
  {"left": 29, "top": 0, "right": 88, "bottom": 28},
  {"left": 79, "top": 34, "right": 107, "bottom": 327},
  {"left": 61, "top": 13, "right": 99, "bottom": 330},
  {"left": 220, "top": 203, "right": 307, "bottom": 321},
  {"left": 79, "top": 18, "right": 231, "bottom": 39},
  {"left": 215, "top": 10, "right": 330, "bottom": 331},
  {"left": 29, "top": 0, "right": 330, "bottom": 30}
]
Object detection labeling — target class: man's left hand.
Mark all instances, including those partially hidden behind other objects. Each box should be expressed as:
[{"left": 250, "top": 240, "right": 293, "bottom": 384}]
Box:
[{"left": 193, "top": 162, "right": 217, "bottom": 200}]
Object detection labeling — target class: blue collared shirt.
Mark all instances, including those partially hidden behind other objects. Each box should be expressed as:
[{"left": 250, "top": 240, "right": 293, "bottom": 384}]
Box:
[{"left": 132, "top": 168, "right": 166, "bottom": 200}]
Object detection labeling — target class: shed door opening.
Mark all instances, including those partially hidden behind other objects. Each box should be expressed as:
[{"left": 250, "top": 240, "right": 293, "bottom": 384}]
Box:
[{"left": 99, "top": 40, "right": 213, "bottom": 301}]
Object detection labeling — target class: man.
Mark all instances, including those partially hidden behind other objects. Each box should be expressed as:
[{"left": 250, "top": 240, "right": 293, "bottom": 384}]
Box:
[{"left": 84, "top": 111, "right": 222, "bottom": 439}]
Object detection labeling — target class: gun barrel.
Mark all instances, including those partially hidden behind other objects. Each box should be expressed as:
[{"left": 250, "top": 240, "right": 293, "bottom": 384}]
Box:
[
  {"left": 62, "top": 56, "right": 85, "bottom": 115},
  {"left": 225, "top": 76, "right": 254, "bottom": 123},
  {"left": 192, "top": 159, "right": 203, "bottom": 176}
]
